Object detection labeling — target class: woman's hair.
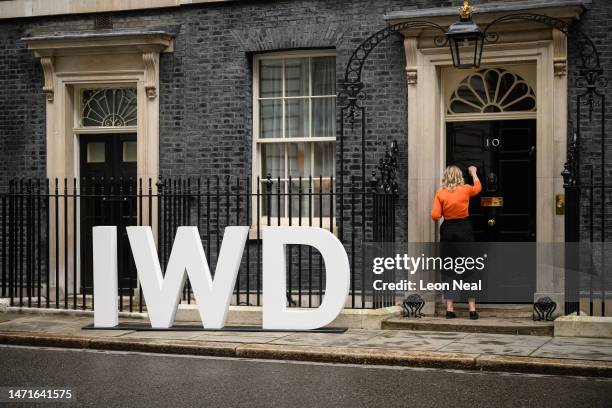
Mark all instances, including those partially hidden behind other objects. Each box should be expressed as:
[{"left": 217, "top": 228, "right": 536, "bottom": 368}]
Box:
[{"left": 441, "top": 165, "right": 465, "bottom": 191}]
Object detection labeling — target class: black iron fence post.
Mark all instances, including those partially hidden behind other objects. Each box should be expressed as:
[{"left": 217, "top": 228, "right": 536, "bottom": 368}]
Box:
[
  {"left": 563, "top": 129, "right": 581, "bottom": 316},
  {"left": 564, "top": 185, "right": 581, "bottom": 315}
]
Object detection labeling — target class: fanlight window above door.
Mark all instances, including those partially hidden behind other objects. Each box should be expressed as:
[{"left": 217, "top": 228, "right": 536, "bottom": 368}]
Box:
[
  {"left": 447, "top": 68, "right": 536, "bottom": 115},
  {"left": 81, "top": 88, "right": 137, "bottom": 127}
]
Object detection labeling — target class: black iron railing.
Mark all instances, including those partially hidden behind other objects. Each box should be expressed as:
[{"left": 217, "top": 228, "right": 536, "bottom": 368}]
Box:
[
  {"left": 0, "top": 176, "right": 398, "bottom": 312},
  {"left": 565, "top": 177, "right": 612, "bottom": 318}
]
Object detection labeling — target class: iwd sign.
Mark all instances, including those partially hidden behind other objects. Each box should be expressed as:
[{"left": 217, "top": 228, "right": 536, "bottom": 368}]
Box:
[{"left": 92, "top": 226, "right": 350, "bottom": 330}]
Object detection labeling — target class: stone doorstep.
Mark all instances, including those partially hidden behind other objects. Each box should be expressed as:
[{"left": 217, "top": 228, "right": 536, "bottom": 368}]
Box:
[
  {"left": 0, "top": 331, "right": 610, "bottom": 378},
  {"left": 555, "top": 314, "right": 612, "bottom": 339},
  {"left": 433, "top": 303, "right": 534, "bottom": 318},
  {"left": 4, "top": 304, "right": 403, "bottom": 330}
]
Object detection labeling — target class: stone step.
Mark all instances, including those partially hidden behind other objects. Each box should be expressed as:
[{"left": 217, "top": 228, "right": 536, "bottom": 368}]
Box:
[
  {"left": 382, "top": 316, "right": 553, "bottom": 336},
  {"left": 434, "top": 303, "right": 534, "bottom": 318}
]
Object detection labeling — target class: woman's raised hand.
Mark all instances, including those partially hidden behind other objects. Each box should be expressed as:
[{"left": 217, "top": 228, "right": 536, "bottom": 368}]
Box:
[{"left": 468, "top": 165, "right": 477, "bottom": 175}]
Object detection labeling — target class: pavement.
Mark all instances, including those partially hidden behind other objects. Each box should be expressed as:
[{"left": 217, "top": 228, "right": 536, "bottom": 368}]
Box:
[
  {"left": 0, "top": 313, "right": 611, "bottom": 377},
  {"left": 2, "top": 346, "right": 612, "bottom": 407}
]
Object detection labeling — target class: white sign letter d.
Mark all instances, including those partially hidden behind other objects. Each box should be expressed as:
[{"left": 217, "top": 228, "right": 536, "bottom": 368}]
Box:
[{"left": 262, "top": 227, "right": 350, "bottom": 330}]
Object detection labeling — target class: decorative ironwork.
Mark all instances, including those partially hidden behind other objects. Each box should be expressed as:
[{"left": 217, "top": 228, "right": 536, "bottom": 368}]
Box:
[
  {"left": 562, "top": 131, "right": 579, "bottom": 188},
  {"left": 447, "top": 68, "right": 536, "bottom": 114},
  {"left": 576, "top": 68, "right": 608, "bottom": 121},
  {"left": 337, "top": 22, "right": 444, "bottom": 244},
  {"left": 484, "top": 14, "right": 600, "bottom": 71},
  {"left": 402, "top": 294, "right": 425, "bottom": 318},
  {"left": 371, "top": 140, "right": 399, "bottom": 195},
  {"left": 533, "top": 296, "right": 557, "bottom": 321},
  {"left": 81, "top": 88, "right": 137, "bottom": 127},
  {"left": 482, "top": 12, "right": 605, "bottom": 104},
  {"left": 484, "top": 13, "right": 569, "bottom": 37},
  {"left": 339, "top": 21, "right": 447, "bottom": 120}
]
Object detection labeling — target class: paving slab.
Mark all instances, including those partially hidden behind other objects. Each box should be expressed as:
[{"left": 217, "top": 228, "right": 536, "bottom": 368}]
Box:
[
  {"left": 190, "top": 334, "right": 283, "bottom": 344},
  {"left": 372, "top": 330, "right": 471, "bottom": 340},
  {"left": 455, "top": 333, "right": 551, "bottom": 347},
  {"left": 268, "top": 329, "right": 380, "bottom": 347},
  {"left": 383, "top": 316, "right": 553, "bottom": 335},
  {"left": 351, "top": 336, "right": 455, "bottom": 351},
  {"left": 531, "top": 343, "right": 612, "bottom": 362},
  {"left": 118, "top": 331, "right": 205, "bottom": 340},
  {"left": 0, "top": 317, "right": 133, "bottom": 337},
  {"left": 438, "top": 342, "right": 536, "bottom": 357},
  {"left": 188, "top": 330, "right": 294, "bottom": 338}
]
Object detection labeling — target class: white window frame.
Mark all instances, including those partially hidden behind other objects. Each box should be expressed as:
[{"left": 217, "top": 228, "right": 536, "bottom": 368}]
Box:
[{"left": 252, "top": 50, "right": 337, "bottom": 231}]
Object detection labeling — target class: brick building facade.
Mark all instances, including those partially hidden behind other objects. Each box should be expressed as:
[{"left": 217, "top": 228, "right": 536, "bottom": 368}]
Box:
[{"left": 0, "top": 0, "right": 609, "bottom": 314}]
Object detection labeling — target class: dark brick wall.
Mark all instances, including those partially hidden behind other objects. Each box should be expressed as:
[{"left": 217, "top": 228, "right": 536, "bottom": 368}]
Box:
[
  {"left": 0, "top": 21, "right": 45, "bottom": 186},
  {"left": 566, "top": 0, "right": 612, "bottom": 242},
  {"left": 0, "top": 0, "right": 611, "bottom": 245}
]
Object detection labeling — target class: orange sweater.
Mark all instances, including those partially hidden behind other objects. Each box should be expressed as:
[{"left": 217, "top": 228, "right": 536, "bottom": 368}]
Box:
[{"left": 431, "top": 180, "right": 481, "bottom": 221}]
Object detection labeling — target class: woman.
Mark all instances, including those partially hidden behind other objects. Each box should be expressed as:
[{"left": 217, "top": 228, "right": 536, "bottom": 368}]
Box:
[{"left": 431, "top": 165, "right": 481, "bottom": 320}]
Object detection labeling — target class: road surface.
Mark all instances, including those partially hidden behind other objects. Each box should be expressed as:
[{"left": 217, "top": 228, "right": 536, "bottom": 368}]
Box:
[{"left": 1, "top": 345, "right": 611, "bottom": 407}]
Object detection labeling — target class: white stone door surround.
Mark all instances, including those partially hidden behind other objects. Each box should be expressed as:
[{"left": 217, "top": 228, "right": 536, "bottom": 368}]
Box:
[{"left": 23, "top": 31, "right": 173, "bottom": 298}]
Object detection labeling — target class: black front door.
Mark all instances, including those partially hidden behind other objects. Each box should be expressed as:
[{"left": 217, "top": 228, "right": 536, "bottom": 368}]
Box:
[
  {"left": 446, "top": 120, "right": 536, "bottom": 302},
  {"left": 80, "top": 134, "right": 137, "bottom": 293}
]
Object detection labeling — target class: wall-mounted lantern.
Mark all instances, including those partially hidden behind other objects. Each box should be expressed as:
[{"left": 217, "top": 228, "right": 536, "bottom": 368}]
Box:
[{"left": 445, "top": 0, "right": 485, "bottom": 69}]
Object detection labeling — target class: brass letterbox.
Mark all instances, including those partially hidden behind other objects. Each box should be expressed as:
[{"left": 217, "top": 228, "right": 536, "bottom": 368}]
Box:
[{"left": 481, "top": 196, "right": 503, "bottom": 207}]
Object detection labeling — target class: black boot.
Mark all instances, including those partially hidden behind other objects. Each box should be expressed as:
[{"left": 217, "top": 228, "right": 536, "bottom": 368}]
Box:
[
  {"left": 446, "top": 311, "right": 456, "bottom": 319},
  {"left": 469, "top": 311, "right": 479, "bottom": 320}
]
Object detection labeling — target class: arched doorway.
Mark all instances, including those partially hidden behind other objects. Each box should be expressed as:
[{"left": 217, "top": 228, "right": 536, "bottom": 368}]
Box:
[{"left": 444, "top": 67, "right": 537, "bottom": 243}]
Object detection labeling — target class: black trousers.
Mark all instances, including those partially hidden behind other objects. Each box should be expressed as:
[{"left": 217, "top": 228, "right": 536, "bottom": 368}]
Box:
[
  {"left": 440, "top": 218, "right": 478, "bottom": 301},
  {"left": 440, "top": 218, "right": 474, "bottom": 242}
]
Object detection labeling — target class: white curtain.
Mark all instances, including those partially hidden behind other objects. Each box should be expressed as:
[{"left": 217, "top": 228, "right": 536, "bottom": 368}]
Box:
[{"left": 312, "top": 57, "right": 335, "bottom": 138}]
